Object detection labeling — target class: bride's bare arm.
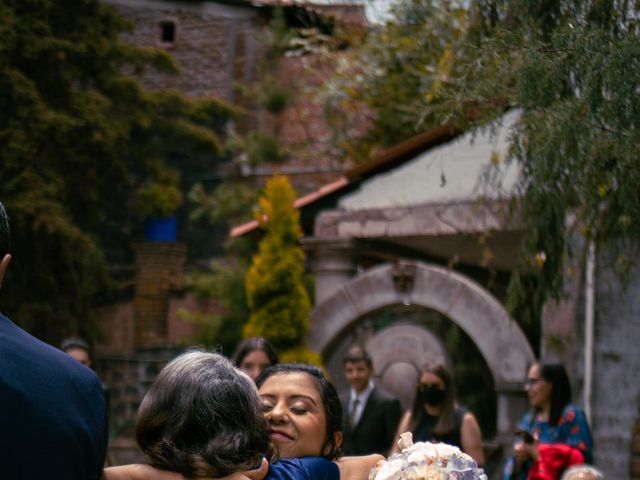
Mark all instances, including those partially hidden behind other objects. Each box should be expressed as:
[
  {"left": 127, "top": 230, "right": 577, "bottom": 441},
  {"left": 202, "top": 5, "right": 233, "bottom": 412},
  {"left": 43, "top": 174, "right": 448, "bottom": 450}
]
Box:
[
  {"left": 389, "top": 411, "right": 411, "bottom": 455},
  {"left": 335, "top": 454, "right": 383, "bottom": 480},
  {"left": 102, "top": 464, "right": 181, "bottom": 480}
]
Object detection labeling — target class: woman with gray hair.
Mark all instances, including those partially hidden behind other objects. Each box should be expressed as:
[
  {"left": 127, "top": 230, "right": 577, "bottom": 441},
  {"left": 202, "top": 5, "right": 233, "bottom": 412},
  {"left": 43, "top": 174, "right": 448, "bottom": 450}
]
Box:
[
  {"left": 560, "top": 465, "right": 604, "bottom": 480},
  {"left": 135, "top": 351, "right": 276, "bottom": 478}
]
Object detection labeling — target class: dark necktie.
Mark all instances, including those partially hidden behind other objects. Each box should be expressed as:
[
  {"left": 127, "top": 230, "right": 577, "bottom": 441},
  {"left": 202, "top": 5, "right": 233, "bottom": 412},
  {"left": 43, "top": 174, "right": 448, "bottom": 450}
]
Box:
[{"left": 349, "top": 398, "right": 360, "bottom": 428}]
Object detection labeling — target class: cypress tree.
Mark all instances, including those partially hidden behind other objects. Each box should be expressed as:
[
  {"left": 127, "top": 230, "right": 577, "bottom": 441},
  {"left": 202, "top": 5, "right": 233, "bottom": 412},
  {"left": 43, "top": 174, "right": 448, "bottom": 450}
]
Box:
[{"left": 244, "top": 176, "right": 320, "bottom": 364}]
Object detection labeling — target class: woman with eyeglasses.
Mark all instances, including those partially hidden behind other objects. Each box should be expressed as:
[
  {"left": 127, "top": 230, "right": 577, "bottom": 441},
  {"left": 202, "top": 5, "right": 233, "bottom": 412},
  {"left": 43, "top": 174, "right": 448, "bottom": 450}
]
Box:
[
  {"left": 501, "top": 362, "right": 593, "bottom": 480},
  {"left": 389, "top": 362, "right": 485, "bottom": 466}
]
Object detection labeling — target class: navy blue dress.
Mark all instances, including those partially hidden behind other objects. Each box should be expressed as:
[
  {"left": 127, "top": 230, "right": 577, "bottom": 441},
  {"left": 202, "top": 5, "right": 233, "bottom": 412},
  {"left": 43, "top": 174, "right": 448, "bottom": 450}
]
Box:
[
  {"left": 412, "top": 406, "right": 466, "bottom": 449},
  {"left": 269, "top": 457, "right": 340, "bottom": 480},
  {"left": 0, "top": 314, "right": 109, "bottom": 479}
]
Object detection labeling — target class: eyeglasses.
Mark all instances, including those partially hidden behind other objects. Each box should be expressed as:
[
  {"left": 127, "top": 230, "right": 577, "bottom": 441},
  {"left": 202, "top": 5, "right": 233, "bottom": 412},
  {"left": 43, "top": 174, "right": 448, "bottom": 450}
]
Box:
[{"left": 524, "top": 378, "right": 544, "bottom": 386}]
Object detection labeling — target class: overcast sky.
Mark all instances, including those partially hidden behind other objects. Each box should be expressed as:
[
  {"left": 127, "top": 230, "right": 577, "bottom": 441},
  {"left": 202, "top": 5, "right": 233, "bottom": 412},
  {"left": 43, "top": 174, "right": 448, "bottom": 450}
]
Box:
[
  {"left": 308, "top": 0, "right": 396, "bottom": 23},
  {"left": 362, "top": 0, "right": 394, "bottom": 23}
]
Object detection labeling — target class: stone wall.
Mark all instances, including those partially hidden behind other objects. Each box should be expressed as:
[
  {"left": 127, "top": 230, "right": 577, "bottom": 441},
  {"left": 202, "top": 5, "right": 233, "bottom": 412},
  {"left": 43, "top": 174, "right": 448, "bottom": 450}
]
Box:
[
  {"left": 632, "top": 416, "right": 640, "bottom": 479},
  {"left": 106, "top": 0, "right": 360, "bottom": 197},
  {"left": 587, "top": 250, "right": 640, "bottom": 479},
  {"left": 133, "top": 242, "right": 187, "bottom": 349},
  {"left": 541, "top": 241, "right": 640, "bottom": 479},
  {"left": 95, "top": 349, "right": 182, "bottom": 465},
  {"left": 108, "top": 0, "right": 262, "bottom": 101},
  {"left": 92, "top": 241, "right": 215, "bottom": 464}
]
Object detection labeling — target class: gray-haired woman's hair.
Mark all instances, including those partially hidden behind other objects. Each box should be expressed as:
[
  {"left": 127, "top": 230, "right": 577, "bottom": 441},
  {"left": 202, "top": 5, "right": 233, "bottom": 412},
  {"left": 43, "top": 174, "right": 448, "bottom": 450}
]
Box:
[
  {"left": 136, "top": 350, "right": 276, "bottom": 478},
  {"left": 560, "top": 465, "right": 604, "bottom": 480}
]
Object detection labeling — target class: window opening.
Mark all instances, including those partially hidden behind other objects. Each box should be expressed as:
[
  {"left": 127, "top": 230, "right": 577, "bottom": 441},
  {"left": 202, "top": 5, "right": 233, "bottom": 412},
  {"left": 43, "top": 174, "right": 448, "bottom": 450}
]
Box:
[{"left": 160, "top": 21, "right": 176, "bottom": 43}]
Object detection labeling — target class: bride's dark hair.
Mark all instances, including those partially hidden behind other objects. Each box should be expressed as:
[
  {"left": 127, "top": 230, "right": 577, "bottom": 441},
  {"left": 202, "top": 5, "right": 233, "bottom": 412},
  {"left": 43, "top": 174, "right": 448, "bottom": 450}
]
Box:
[
  {"left": 136, "top": 350, "right": 276, "bottom": 478},
  {"left": 256, "top": 363, "right": 344, "bottom": 460}
]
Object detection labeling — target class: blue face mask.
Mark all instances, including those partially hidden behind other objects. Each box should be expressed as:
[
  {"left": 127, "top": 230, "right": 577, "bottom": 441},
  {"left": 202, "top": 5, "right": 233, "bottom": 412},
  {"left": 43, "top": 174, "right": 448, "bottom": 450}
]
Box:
[{"left": 421, "top": 385, "right": 445, "bottom": 406}]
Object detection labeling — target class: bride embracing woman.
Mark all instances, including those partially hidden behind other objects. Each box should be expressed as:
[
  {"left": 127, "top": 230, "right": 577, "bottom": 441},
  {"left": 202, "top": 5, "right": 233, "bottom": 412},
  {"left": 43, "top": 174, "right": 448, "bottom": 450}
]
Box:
[{"left": 103, "top": 351, "right": 381, "bottom": 480}]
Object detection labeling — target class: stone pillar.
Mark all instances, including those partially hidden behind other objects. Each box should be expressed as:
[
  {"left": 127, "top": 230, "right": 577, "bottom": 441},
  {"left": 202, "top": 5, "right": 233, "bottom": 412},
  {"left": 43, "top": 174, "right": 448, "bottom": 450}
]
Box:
[
  {"left": 631, "top": 413, "right": 640, "bottom": 480},
  {"left": 495, "top": 382, "right": 529, "bottom": 457},
  {"left": 133, "top": 242, "right": 187, "bottom": 349},
  {"left": 301, "top": 238, "right": 355, "bottom": 305}
]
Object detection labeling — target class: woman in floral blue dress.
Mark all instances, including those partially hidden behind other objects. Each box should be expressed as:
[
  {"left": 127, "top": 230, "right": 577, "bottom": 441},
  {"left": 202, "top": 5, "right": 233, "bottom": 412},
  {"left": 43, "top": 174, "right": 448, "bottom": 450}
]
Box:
[{"left": 502, "top": 362, "right": 593, "bottom": 480}]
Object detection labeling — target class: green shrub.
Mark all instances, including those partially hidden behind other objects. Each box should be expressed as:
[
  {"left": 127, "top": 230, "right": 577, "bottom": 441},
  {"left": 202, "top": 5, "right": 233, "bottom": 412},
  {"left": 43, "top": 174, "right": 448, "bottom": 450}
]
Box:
[
  {"left": 244, "top": 176, "right": 315, "bottom": 354},
  {"left": 133, "top": 169, "right": 183, "bottom": 219}
]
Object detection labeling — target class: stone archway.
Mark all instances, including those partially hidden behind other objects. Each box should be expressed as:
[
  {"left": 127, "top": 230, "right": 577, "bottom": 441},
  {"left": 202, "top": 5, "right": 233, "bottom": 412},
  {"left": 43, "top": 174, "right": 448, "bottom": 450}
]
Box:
[
  {"left": 308, "top": 261, "right": 535, "bottom": 442},
  {"left": 367, "top": 324, "right": 448, "bottom": 411}
]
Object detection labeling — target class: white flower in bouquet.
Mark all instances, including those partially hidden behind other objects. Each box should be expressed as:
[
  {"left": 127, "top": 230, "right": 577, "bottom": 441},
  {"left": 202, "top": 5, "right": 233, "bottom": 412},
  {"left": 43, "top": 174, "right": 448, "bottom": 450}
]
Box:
[{"left": 368, "top": 432, "right": 487, "bottom": 480}]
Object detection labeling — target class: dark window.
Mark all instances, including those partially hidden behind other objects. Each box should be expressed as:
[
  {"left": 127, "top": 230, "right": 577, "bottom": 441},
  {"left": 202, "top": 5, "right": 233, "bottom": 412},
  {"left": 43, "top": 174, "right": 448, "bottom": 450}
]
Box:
[{"left": 160, "top": 21, "right": 176, "bottom": 43}]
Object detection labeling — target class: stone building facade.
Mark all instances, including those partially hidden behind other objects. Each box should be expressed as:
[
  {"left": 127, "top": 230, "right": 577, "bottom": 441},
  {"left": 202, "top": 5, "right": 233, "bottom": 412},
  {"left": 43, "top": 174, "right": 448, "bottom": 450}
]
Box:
[
  {"left": 632, "top": 416, "right": 640, "bottom": 479},
  {"left": 108, "top": 0, "right": 262, "bottom": 99},
  {"left": 106, "top": 0, "right": 366, "bottom": 195},
  {"left": 234, "top": 110, "right": 640, "bottom": 478}
]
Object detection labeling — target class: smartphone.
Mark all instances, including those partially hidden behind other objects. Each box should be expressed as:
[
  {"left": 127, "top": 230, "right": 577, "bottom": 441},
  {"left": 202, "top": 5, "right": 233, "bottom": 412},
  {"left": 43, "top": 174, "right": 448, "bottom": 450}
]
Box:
[{"left": 516, "top": 430, "right": 535, "bottom": 444}]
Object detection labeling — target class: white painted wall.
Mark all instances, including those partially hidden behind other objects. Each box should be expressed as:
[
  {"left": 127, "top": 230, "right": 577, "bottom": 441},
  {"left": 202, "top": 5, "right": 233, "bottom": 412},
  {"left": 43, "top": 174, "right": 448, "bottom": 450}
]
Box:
[{"left": 338, "top": 110, "right": 521, "bottom": 210}]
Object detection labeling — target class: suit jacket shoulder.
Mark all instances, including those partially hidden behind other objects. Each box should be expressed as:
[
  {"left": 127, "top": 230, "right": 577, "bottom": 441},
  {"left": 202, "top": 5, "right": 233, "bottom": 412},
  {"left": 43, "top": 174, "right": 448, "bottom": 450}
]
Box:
[
  {"left": 0, "top": 314, "right": 108, "bottom": 479},
  {"left": 342, "top": 385, "right": 402, "bottom": 456}
]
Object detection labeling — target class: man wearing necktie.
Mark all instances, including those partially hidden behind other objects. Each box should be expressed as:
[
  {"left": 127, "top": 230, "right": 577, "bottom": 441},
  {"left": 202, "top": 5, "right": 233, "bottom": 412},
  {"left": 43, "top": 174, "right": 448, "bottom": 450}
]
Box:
[{"left": 340, "top": 345, "right": 402, "bottom": 456}]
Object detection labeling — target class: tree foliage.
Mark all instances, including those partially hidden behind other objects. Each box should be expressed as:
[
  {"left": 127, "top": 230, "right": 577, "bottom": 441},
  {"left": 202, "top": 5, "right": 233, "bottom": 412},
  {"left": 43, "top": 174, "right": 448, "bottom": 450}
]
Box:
[
  {"left": 133, "top": 168, "right": 183, "bottom": 219},
  {"left": 0, "top": 0, "right": 233, "bottom": 342},
  {"left": 183, "top": 256, "right": 251, "bottom": 355},
  {"left": 244, "top": 176, "right": 318, "bottom": 363},
  {"left": 323, "top": 0, "right": 640, "bottom": 323},
  {"left": 462, "top": 0, "right": 640, "bottom": 321},
  {"left": 323, "top": 0, "right": 471, "bottom": 161}
]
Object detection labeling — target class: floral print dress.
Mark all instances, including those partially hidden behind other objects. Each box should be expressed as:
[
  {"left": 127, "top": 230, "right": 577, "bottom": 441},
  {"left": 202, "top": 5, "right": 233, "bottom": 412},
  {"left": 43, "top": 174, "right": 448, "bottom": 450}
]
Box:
[{"left": 502, "top": 404, "right": 593, "bottom": 480}]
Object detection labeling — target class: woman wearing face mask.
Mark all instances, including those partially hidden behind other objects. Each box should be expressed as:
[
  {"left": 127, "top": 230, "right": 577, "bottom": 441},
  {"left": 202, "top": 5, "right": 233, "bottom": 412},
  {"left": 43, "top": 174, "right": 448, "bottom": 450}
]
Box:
[{"left": 389, "top": 362, "right": 485, "bottom": 466}]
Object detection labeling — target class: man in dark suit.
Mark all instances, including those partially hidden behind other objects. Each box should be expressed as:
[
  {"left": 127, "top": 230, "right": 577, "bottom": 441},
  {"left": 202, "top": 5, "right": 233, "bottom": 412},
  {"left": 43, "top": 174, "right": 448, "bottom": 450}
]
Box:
[
  {"left": 340, "top": 344, "right": 402, "bottom": 456},
  {"left": 0, "top": 200, "right": 109, "bottom": 479}
]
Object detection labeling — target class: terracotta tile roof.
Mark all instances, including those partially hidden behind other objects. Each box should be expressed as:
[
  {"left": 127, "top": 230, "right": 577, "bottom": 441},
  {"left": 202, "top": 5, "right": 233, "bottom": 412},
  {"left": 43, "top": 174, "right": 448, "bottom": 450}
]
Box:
[
  {"left": 230, "top": 177, "right": 349, "bottom": 237},
  {"left": 230, "top": 122, "right": 461, "bottom": 238}
]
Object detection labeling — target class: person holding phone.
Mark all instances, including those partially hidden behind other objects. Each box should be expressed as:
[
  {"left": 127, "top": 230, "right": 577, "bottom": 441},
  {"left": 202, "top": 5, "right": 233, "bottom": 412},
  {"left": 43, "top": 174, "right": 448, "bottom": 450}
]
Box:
[{"left": 502, "top": 362, "right": 593, "bottom": 480}]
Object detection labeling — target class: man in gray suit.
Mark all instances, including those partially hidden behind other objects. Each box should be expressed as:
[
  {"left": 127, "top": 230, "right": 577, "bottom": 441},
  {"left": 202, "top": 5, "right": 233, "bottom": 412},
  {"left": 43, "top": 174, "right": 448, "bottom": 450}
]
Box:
[{"left": 340, "top": 344, "right": 402, "bottom": 456}]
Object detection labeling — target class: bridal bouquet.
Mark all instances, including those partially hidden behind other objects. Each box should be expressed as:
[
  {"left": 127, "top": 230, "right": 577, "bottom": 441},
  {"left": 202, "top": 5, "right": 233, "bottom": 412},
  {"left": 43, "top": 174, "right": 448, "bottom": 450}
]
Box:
[{"left": 369, "top": 433, "right": 487, "bottom": 480}]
